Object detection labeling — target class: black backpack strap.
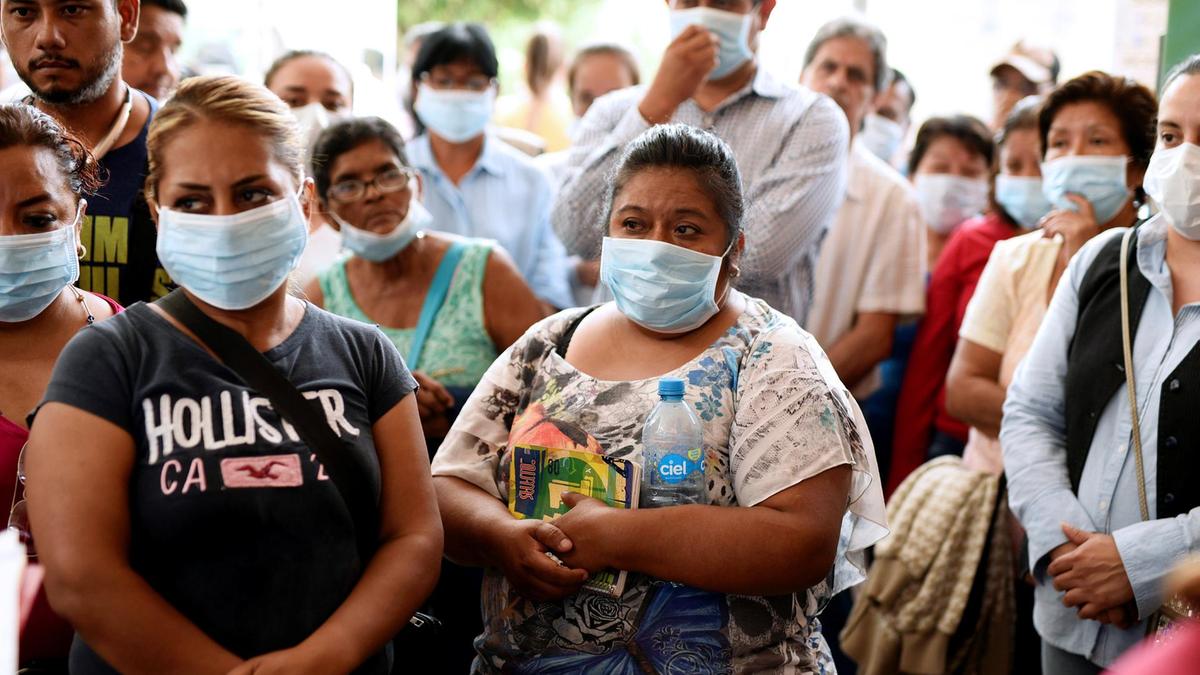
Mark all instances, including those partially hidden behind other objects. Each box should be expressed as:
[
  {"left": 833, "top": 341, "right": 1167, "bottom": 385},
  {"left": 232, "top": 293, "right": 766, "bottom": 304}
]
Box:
[{"left": 154, "top": 290, "right": 378, "bottom": 560}]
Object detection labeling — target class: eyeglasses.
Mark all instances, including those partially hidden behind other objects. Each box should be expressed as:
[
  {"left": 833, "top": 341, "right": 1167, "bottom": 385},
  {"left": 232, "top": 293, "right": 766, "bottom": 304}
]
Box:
[
  {"left": 8, "top": 443, "right": 34, "bottom": 560},
  {"left": 328, "top": 167, "right": 416, "bottom": 203},
  {"left": 419, "top": 73, "right": 495, "bottom": 93}
]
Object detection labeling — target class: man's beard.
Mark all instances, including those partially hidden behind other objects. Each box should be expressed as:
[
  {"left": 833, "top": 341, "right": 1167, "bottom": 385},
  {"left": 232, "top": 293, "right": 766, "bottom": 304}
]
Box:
[{"left": 22, "top": 41, "right": 123, "bottom": 106}]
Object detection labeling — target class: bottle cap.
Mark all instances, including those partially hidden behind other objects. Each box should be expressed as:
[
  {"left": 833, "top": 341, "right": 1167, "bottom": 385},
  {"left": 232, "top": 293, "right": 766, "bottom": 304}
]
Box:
[{"left": 658, "top": 377, "right": 685, "bottom": 398}]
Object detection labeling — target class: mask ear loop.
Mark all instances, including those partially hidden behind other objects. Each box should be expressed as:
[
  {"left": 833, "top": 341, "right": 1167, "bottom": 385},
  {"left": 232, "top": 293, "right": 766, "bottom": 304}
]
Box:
[{"left": 716, "top": 232, "right": 740, "bottom": 306}]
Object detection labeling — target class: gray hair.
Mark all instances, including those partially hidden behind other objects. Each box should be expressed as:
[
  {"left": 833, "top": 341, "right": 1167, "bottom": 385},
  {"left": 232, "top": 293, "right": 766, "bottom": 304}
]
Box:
[
  {"left": 1163, "top": 53, "right": 1200, "bottom": 93},
  {"left": 803, "top": 16, "right": 890, "bottom": 93}
]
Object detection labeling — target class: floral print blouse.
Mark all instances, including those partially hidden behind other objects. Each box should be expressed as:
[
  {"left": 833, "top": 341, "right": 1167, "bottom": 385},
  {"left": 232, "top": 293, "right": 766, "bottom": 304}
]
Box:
[{"left": 431, "top": 295, "right": 887, "bottom": 674}]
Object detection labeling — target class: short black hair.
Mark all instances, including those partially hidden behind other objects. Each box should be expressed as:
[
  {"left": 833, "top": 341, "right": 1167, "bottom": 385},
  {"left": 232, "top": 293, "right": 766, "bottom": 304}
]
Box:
[
  {"left": 907, "top": 114, "right": 994, "bottom": 177},
  {"left": 412, "top": 23, "right": 499, "bottom": 84},
  {"left": 141, "top": 0, "right": 188, "bottom": 18},
  {"left": 310, "top": 117, "right": 409, "bottom": 202}
]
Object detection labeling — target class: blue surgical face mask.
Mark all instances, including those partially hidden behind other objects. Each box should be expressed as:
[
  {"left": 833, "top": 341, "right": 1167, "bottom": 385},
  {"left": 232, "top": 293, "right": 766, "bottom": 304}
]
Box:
[
  {"left": 669, "top": 7, "right": 755, "bottom": 81},
  {"left": 156, "top": 192, "right": 309, "bottom": 311},
  {"left": 414, "top": 83, "right": 494, "bottom": 143},
  {"left": 600, "top": 236, "right": 731, "bottom": 334},
  {"left": 333, "top": 197, "right": 433, "bottom": 262},
  {"left": 0, "top": 203, "right": 83, "bottom": 323},
  {"left": 1040, "top": 155, "right": 1131, "bottom": 225},
  {"left": 995, "top": 175, "right": 1053, "bottom": 230}
]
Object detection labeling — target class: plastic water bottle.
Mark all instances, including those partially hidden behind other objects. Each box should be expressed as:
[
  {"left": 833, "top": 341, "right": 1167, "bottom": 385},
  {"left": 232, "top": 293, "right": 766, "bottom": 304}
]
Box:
[{"left": 641, "top": 378, "right": 707, "bottom": 507}]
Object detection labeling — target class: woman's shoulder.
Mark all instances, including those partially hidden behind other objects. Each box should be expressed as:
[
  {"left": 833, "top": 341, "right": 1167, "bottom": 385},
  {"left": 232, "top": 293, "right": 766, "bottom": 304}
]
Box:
[
  {"left": 732, "top": 297, "right": 824, "bottom": 367},
  {"left": 57, "top": 303, "right": 149, "bottom": 364},
  {"left": 989, "top": 229, "right": 1062, "bottom": 274}
]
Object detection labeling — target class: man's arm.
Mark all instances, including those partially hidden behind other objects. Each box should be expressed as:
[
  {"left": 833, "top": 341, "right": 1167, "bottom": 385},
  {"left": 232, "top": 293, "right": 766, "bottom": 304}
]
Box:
[
  {"left": 737, "top": 95, "right": 849, "bottom": 288},
  {"left": 551, "top": 90, "right": 651, "bottom": 260},
  {"left": 826, "top": 312, "right": 897, "bottom": 389}
]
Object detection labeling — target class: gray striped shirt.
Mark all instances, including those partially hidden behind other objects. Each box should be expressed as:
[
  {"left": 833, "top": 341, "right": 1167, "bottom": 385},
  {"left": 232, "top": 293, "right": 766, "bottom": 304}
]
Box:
[{"left": 550, "top": 68, "right": 849, "bottom": 322}]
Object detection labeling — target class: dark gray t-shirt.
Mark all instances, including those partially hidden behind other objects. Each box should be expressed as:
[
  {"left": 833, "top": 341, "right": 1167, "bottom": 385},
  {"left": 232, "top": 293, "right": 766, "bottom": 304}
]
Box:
[{"left": 41, "top": 301, "right": 417, "bottom": 673}]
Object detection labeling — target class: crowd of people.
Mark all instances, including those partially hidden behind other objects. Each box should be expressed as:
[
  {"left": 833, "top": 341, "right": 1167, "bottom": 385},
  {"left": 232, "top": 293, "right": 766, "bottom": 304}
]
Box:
[{"left": 0, "top": 0, "right": 1198, "bottom": 673}]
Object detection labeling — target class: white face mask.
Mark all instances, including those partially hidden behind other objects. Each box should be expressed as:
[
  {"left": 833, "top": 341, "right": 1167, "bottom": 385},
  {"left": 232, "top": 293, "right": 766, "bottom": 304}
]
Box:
[
  {"left": 156, "top": 192, "right": 309, "bottom": 310},
  {"left": 1143, "top": 143, "right": 1200, "bottom": 240},
  {"left": 333, "top": 198, "right": 434, "bottom": 262},
  {"left": 291, "top": 103, "right": 346, "bottom": 159},
  {"left": 414, "top": 84, "right": 495, "bottom": 143},
  {"left": 914, "top": 173, "right": 990, "bottom": 235},
  {"left": 858, "top": 113, "right": 905, "bottom": 163}
]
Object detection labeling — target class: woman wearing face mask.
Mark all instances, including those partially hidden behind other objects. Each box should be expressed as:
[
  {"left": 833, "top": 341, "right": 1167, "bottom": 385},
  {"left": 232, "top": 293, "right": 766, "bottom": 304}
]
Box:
[
  {"left": 265, "top": 49, "right": 356, "bottom": 288},
  {"left": 305, "top": 116, "right": 546, "bottom": 443},
  {"left": 305, "top": 117, "right": 545, "bottom": 673},
  {"left": 948, "top": 74, "right": 1156, "bottom": 478},
  {"left": 886, "top": 115, "right": 995, "bottom": 490},
  {"left": 407, "top": 23, "right": 574, "bottom": 311},
  {"left": 1001, "top": 55, "right": 1200, "bottom": 673},
  {"left": 24, "top": 76, "right": 442, "bottom": 674},
  {"left": 430, "top": 124, "right": 887, "bottom": 674},
  {"left": 0, "top": 105, "right": 120, "bottom": 669},
  {"left": 909, "top": 114, "right": 995, "bottom": 268}
]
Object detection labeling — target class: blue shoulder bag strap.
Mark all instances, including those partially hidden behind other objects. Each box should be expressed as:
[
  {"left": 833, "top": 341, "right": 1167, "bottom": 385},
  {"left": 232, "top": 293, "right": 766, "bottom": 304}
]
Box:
[{"left": 408, "top": 241, "right": 468, "bottom": 368}]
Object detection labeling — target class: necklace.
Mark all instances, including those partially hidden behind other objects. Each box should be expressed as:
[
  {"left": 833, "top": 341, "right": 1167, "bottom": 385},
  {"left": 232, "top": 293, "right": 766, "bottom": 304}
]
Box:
[
  {"left": 67, "top": 286, "right": 95, "bottom": 326},
  {"left": 92, "top": 85, "right": 133, "bottom": 160}
]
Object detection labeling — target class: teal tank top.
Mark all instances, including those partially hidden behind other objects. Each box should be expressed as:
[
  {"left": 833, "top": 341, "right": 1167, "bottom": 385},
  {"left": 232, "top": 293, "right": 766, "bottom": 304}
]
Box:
[{"left": 317, "top": 240, "right": 499, "bottom": 389}]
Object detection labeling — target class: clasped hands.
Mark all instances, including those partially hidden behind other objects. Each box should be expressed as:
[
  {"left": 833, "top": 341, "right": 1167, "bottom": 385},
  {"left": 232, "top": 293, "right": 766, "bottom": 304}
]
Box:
[
  {"left": 1046, "top": 523, "right": 1138, "bottom": 629},
  {"left": 492, "top": 493, "right": 620, "bottom": 602}
]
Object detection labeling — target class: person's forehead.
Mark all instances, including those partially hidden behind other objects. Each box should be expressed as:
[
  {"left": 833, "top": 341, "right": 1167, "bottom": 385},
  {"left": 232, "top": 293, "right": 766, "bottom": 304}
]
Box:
[
  {"left": 429, "top": 59, "right": 487, "bottom": 76},
  {"left": 136, "top": 5, "right": 185, "bottom": 38},
  {"left": 158, "top": 119, "right": 289, "bottom": 182},
  {"left": 1049, "top": 101, "right": 1121, "bottom": 132},
  {"left": 815, "top": 36, "right": 873, "bottom": 66},
  {"left": 1160, "top": 75, "right": 1200, "bottom": 122},
  {"left": 926, "top": 135, "right": 983, "bottom": 162},
  {"left": 574, "top": 54, "right": 633, "bottom": 87},
  {"left": 0, "top": 145, "right": 70, "bottom": 199},
  {"left": 271, "top": 56, "right": 351, "bottom": 94}
]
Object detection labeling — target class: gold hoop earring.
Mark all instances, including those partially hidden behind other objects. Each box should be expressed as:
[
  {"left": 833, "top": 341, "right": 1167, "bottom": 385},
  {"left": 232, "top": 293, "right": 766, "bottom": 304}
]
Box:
[{"left": 77, "top": 244, "right": 87, "bottom": 259}]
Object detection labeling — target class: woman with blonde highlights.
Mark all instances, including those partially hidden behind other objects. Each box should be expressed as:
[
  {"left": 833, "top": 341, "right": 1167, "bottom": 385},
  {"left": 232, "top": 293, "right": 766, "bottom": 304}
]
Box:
[{"left": 26, "top": 76, "right": 442, "bottom": 674}]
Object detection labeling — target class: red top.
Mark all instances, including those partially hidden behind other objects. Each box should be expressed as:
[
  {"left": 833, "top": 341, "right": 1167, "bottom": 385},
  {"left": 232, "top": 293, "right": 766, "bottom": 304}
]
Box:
[
  {"left": 4, "top": 292, "right": 122, "bottom": 662},
  {"left": 888, "top": 214, "right": 1018, "bottom": 495}
]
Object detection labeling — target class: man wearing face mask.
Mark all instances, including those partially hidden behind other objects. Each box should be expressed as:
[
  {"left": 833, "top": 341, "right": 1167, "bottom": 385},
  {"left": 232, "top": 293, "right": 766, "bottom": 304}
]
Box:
[
  {"left": 553, "top": 0, "right": 848, "bottom": 323},
  {"left": 406, "top": 23, "right": 574, "bottom": 311},
  {"left": 265, "top": 49, "right": 355, "bottom": 286},
  {"left": 2, "top": 0, "right": 166, "bottom": 307},
  {"left": 859, "top": 67, "right": 914, "bottom": 169},
  {"left": 1002, "top": 55, "right": 1200, "bottom": 673},
  {"left": 801, "top": 17, "right": 925, "bottom": 403}
]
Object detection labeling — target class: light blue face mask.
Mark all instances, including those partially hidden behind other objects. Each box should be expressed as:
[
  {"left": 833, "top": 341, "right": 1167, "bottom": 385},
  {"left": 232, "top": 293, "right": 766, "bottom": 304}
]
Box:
[
  {"left": 600, "top": 236, "right": 731, "bottom": 334},
  {"left": 995, "top": 175, "right": 1053, "bottom": 230},
  {"left": 1040, "top": 155, "right": 1132, "bottom": 225},
  {"left": 0, "top": 204, "right": 82, "bottom": 323},
  {"left": 669, "top": 7, "right": 755, "bottom": 81},
  {"left": 414, "top": 84, "right": 495, "bottom": 143},
  {"left": 156, "top": 192, "right": 309, "bottom": 311},
  {"left": 333, "top": 199, "right": 433, "bottom": 262}
]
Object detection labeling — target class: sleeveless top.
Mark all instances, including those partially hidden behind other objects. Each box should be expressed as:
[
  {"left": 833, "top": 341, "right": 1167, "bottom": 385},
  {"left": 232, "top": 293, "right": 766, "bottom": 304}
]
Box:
[{"left": 317, "top": 240, "right": 498, "bottom": 389}]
